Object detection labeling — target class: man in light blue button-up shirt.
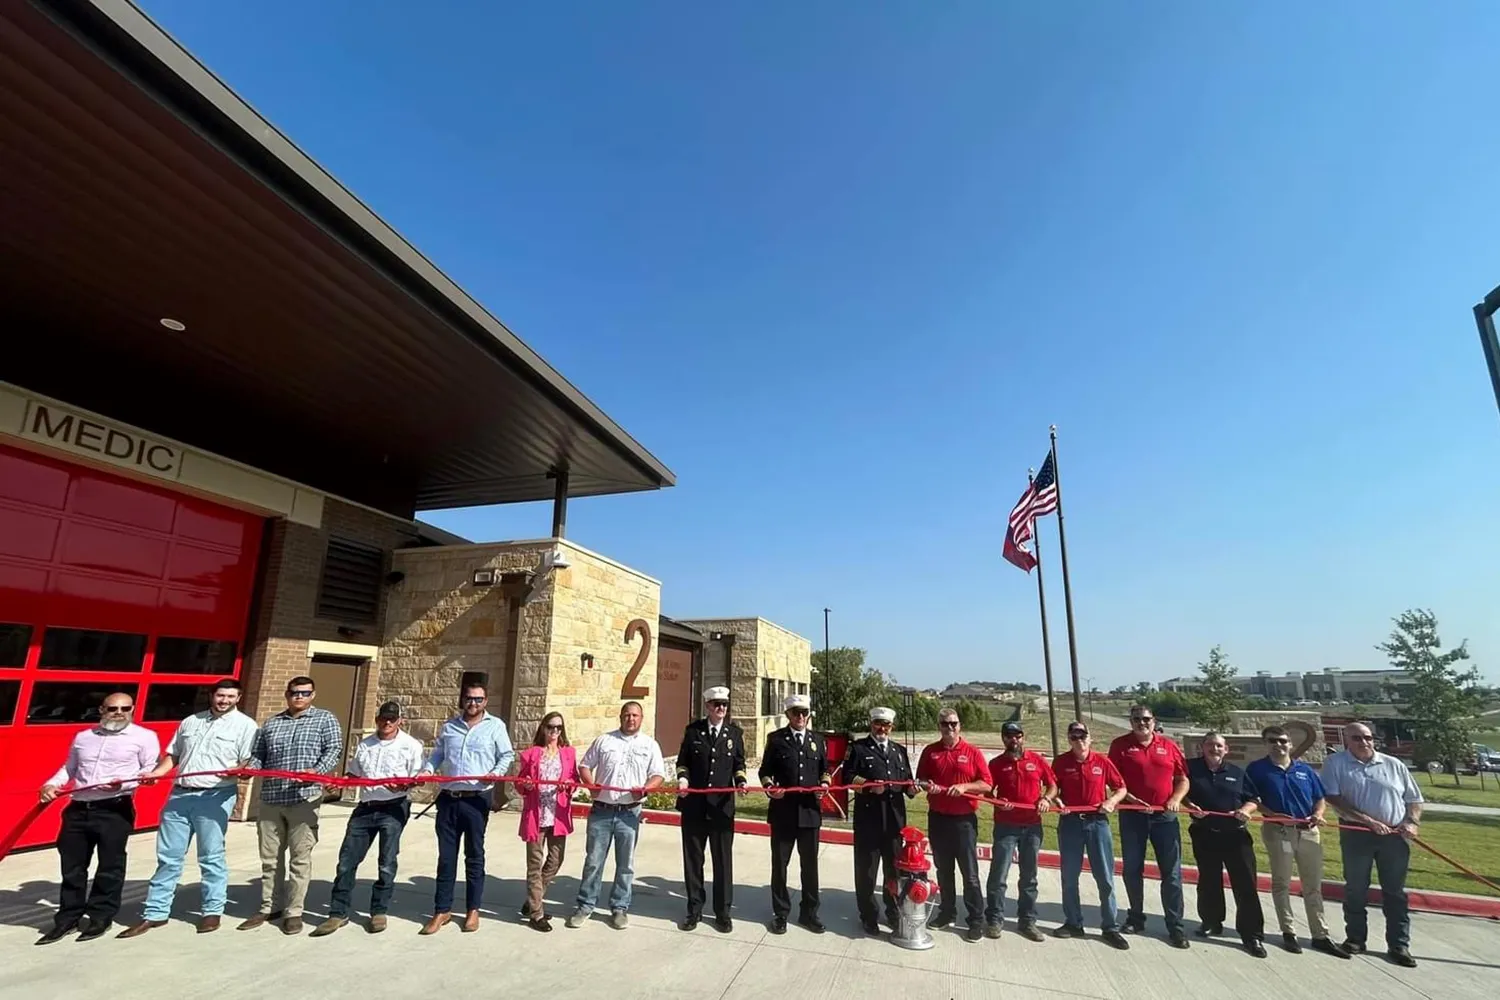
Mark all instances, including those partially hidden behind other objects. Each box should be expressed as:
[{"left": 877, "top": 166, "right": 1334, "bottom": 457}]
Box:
[{"left": 417, "top": 681, "right": 514, "bottom": 933}]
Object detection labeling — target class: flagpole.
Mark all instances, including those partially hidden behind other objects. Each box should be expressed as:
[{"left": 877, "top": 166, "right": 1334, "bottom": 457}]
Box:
[
  {"left": 1029, "top": 467, "right": 1060, "bottom": 758},
  {"left": 1049, "top": 424, "right": 1084, "bottom": 722}
]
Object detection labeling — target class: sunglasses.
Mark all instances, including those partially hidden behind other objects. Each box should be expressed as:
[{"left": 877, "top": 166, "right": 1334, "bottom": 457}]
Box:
[
  {"left": 708, "top": 701, "right": 729, "bottom": 708},
  {"left": 462, "top": 696, "right": 486, "bottom": 704},
  {"left": 1267, "top": 737, "right": 1290, "bottom": 745},
  {"left": 102, "top": 705, "right": 133, "bottom": 713},
  {"left": 787, "top": 708, "right": 809, "bottom": 716},
  {"left": 1131, "top": 716, "right": 1154, "bottom": 724},
  {"left": 1067, "top": 732, "right": 1088, "bottom": 740},
  {"left": 939, "top": 721, "right": 959, "bottom": 729},
  {"left": 545, "top": 724, "right": 563, "bottom": 731},
  {"left": 287, "top": 689, "right": 314, "bottom": 698}
]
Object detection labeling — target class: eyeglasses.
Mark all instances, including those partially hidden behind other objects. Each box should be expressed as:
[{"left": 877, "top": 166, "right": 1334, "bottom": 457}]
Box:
[
  {"left": 102, "top": 705, "right": 133, "bottom": 713},
  {"left": 939, "top": 721, "right": 959, "bottom": 729},
  {"left": 287, "top": 689, "right": 314, "bottom": 698},
  {"left": 462, "top": 696, "right": 486, "bottom": 704}
]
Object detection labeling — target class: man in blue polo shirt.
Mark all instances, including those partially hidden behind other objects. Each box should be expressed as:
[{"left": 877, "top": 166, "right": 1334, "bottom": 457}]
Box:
[{"left": 1245, "top": 726, "right": 1349, "bottom": 959}]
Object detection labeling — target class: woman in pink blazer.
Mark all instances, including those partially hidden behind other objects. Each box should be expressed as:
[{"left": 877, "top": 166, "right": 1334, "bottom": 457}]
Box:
[{"left": 516, "top": 711, "right": 579, "bottom": 931}]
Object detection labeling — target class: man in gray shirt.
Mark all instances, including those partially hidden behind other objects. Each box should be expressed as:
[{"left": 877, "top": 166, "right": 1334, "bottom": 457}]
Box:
[{"left": 1321, "top": 722, "right": 1423, "bottom": 968}]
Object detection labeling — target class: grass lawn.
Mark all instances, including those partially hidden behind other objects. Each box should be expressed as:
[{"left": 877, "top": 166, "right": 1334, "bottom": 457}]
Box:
[
  {"left": 1417, "top": 773, "right": 1500, "bottom": 807},
  {"left": 730, "top": 794, "right": 1500, "bottom": 898}
]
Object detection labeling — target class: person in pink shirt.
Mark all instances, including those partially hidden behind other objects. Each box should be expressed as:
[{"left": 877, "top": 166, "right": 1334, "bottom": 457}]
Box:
[
  {"left": 516, "top": 711, "right": 580, "bottom": 932},
  {"left": 36, "top": 691, "right": 161, "bottom": 945}
]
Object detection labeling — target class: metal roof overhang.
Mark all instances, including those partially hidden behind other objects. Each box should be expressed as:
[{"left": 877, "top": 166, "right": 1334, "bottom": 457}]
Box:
[{"left": 0, "top": 0, "right": 675, "bottom": 518}]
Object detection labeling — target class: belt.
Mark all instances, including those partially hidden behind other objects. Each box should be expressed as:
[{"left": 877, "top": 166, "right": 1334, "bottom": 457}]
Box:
[
  {"left": 68, "top": 796, "right": 131, "bottom": 808},
  {"left": 442, "top": 789, "right": 486, "bottom": 798},
  {"left": 592, "top": 800, "right": 642, "bottom": 810}
]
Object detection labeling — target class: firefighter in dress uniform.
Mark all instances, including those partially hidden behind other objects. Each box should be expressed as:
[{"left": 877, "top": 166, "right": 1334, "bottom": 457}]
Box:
[
  {"left": 845, "top": 705, "right": 918, "bottom": 935},
  {"left": 758, "top": 693, "right": 830, "bottom": 935},
  {"left": 675, "top": 686, "right": 747, "bottom": 933}
]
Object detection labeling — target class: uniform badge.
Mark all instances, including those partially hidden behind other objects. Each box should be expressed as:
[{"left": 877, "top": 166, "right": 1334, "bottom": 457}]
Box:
[{"left": 1091, "top": 766, "right": 1102, "bottom": 775}]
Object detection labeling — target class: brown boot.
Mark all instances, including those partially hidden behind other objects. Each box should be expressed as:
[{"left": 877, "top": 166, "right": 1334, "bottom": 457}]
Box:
[
  {"left": 367, "top": 914, "right": 388, "bottom": 934},
  {"left": 237, "top": 912, "right": 274, "bottom": 931},
  {"left": 197, "top": 916, "right": 221, "bottom": 934},
  {"left": 419, "top": 912, "right": 451, "bottom": 936},
  {"left": 462, "top": 909, "right": 480, "bottom": 933},
  {"left": 281, "top": 916, "right": 304, "bottom": 935},
  {"left": 309, "top": 917, "right": 345, "bottom": 938},
  {"left": 115, "top": 920, "right": 166, "bottom": 939}
]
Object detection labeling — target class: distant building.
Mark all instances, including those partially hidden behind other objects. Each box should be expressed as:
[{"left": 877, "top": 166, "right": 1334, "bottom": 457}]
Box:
[{"left": 1157, "top": 669, "right": 1415, "bottom": 704}]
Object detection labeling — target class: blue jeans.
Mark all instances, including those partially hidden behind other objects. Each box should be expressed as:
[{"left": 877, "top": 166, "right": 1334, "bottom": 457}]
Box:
[
  {"left": 1058, "top": 814, "right": 1119, "bottom": 931},
  {"left": 1119, "top": 810, "right": 1184, "bottom": 931},
  {"left": 1340, "top": 829, "right": 1410, "bottom": 949},
  {"left": 574, "top": 803, "right": 641, "bottom": 913},
  {"left": 142, "top": 787, "right": 237, "bottom": 920},
  {"left": 985, "top": 822, "right": 1043, "bottom": 923},
  {"left": 329, "top": 798, "right": 410, "bottom": 917},
  {"left": 434, "top": 792, "right": 490, "bottom": 913}
]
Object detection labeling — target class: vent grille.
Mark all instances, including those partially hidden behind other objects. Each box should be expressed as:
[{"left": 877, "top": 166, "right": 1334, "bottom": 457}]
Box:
[{"left": 315, "top": 537, "right": 384, "bottom": 624}]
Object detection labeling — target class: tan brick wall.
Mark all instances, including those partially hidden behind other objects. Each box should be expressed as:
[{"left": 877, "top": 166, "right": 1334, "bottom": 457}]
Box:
[
  {"left": 677, "top": 617, "right": 812, "bottom": 754},
  {"left": 377, "top": 539, "right": 662, "bottom": 756}
]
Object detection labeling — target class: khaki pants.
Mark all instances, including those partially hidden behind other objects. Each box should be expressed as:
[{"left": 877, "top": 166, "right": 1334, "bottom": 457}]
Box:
[
  {"left": 257, "top": 801, "right": 321, "bottom": 918},
  {"left": 525, "top": 831, "right": 568, "bottom": 917},
  {"left": 1261, "top": 822, "right": 1328, "bottom": 938}
]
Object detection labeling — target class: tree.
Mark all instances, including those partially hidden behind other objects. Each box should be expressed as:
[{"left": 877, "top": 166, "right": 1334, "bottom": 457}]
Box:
[
  {"left": 1378, "top": 609, "right": 1484, "bottom": 780},
  {"left": 1133, "top": 681, "right": 1154, "bottom": 699},
  {"left": 1189, "top": 645, "right": 1243, "bottom": 730},
  {"left": 952, "top": 698, "right": 991, "bottom": 732},
  {"left": 1140, "top": 690, "right": 1195, "bottom": 720},
  {"left": 810, "top": 646, "right": 891, "bottom": 732}
]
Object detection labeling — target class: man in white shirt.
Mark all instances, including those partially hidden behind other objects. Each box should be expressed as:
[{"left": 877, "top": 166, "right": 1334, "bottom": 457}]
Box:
[
  {"left": 566, "top": 701, "right": 668, "bottom": 930},
  {"left": 119, "top": 678, "right": 257, "bottom": 939},
  {"left": 311, "top": 701, "right": 426, "bottom": 937}
]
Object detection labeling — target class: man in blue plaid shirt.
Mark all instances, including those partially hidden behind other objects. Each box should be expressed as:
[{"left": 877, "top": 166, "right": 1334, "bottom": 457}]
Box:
[{"left": 239, "top": 675, "right": 342, "bottom": 935}]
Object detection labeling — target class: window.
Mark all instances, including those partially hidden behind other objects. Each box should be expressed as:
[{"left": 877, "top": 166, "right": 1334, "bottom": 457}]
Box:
[
  {"left": 153, "top": 637, "right": 237, "bottom": 675},
  {"left": 39, "top": 628, "right": 147, "bottom": 671},
  {"left": 0, "top": 680, "right": 20, "bottom": 724},
  {"left": 315, "top": 537, "right": 385, "bottom": 625},
  {"left": 761, "top": 678, "right": 777, "bottom": 716},
  {"left": 26, "top": 681, "right": 140, "bottom": 724},
  {"left": 0, "top": 623, "right": 31, "bottom": 667},
  {"left": 796, "top": 682, "right": 808, "bottom": 697},
  {"left": 142, "top": 684, "right": 213, "bottom": 721}
]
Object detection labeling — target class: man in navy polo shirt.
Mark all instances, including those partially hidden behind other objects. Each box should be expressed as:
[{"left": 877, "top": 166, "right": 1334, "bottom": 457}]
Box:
[
  {"left": 1183, "top": 732, "right": 1264, "bottom": 957},
  {"left": 1245, "top": 726, "right": 1349, "bottom": 959}
]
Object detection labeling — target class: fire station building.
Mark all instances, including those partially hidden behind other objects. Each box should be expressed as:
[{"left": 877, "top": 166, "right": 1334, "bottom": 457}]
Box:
[{"left": 0, "top": 1, "right": 819, "bottom": 851}]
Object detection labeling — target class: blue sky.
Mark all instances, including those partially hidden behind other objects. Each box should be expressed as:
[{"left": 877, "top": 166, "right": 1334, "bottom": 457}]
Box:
[{"left": 141, "top": 1, "right": 1500, "bottom": 691}]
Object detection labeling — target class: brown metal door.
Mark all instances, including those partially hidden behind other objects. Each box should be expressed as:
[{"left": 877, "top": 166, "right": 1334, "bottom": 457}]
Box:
[
  {"left": 655, "top": 644, "right": 695, "bottom": 742},
  {"left": 307, "top": 654, "right": 362, "bottom": 777}
]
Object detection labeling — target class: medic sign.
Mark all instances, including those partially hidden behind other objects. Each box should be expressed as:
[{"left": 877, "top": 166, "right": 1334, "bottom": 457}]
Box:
[{"left": 19, "top": 402, "right": 182, "bottom": 479}]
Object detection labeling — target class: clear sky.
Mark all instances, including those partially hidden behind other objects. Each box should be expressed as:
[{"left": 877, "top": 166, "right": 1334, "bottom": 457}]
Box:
[{"left": 140, "top": 1, "right": 1500, "bottom": 691}]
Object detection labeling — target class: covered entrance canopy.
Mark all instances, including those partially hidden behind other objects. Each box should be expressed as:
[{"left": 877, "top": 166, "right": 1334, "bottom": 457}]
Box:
[{"left": 0, "top": 0, "right": 674, "bottom": 519}]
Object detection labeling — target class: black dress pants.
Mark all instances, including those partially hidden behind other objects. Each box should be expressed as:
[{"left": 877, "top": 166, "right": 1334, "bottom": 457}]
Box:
[
  {"left": 770, "top": 825, "right": 820, "bottom": 920},
  {"left": 1189, "top": 823, "right": 1265, "bottom": 941},
  {"left": 853, "top": 831, "right": 901, "bottom": 925},
  {"left": 682, "top": 816, "right": 734, "bottom": 919},
  {"left": 55, "top": 797, "right": 135, "bottom": 929},
  {"left": 928, "top": 812, "right": 985, "bottom": 926}
]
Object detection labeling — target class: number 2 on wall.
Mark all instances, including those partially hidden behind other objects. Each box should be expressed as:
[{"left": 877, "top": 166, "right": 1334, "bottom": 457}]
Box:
[{"left": 621, "top": 618, "right": 652, "bottom": 699}]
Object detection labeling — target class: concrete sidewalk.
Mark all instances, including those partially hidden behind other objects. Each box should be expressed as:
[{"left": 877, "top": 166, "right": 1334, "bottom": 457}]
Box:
[{"left": 0, "top": 805, "right": 1495, "bottom": 999}]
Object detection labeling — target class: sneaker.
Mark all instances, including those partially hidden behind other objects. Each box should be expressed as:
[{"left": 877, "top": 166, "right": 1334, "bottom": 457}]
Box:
[
  {"left": 1018, "top": 921, "right": 1045, "bottom": 943},
  {"left": 930, "top": 912, "right": 955, "bottom": 930},
  {"left": 609, "top": 909, "right": 628, "bottom": 930},
  {"left": 984, "top": 922, "right": 1003, "bottom": 940},
  {"left": 1102, "top": 930, "right": 1130, "bottom": 950},
  {"left": 565, "top": 909, "right": 590, "bottom": 929},
  {"left": 1051, "top": 924, "right": 1084, "bottom": 939},
  {"left": 1196, "top": 923, "right": 1222, "bottom": 938},
  {"left": 1312, "top": 937, "right": 1352, "bottom": 959},
  {"left": 965, "top": 924, "right": 983, "bottom": 943}
]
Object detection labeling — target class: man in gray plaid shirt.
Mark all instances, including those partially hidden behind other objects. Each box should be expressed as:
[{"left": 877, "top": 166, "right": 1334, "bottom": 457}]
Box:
[{"left": 239, "top": 675, "right": 342, "bottom": 935}]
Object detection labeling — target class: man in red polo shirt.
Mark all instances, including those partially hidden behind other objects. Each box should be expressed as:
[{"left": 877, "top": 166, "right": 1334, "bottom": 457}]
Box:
[
  {"left": 1108, "top": 705, "right": 1189, "bottom": 947},
  {"left": 982, "top": 721, "right": 1057, "bottom": 941},
  {"left": 915, "top": 708, "right": 992, "bottom": 942},
  {"left": 1051, "top": 721, "right": 1129, "bottom": 948}
]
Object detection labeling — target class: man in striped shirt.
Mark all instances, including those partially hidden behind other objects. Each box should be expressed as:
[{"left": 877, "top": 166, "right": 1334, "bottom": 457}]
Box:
[{"left": 238, "top": 675, "right": 343, "bottom": 935}]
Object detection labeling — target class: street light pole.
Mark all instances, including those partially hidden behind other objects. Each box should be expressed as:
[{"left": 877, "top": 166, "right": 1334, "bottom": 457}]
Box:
[
  {"left": 822, "top": 607, "right": 831, "bottom": 680},
  {"left": 1085, "top": 676, "right": 1095, "bottom": 722}
]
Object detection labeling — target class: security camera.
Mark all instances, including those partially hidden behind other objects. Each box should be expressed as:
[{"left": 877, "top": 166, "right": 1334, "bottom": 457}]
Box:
[{"left": 549, "top": 547, "right": 570, "bottom": 571}]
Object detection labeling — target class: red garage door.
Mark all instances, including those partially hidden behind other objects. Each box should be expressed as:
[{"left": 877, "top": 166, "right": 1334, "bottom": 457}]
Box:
[{"left": 0, "top": 442, "right": 263, "bottom": 849}]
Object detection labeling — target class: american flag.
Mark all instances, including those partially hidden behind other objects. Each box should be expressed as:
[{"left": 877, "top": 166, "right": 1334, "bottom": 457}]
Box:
[{"left": 1002, "top": 452, "right": 1058, "bottom": 572}]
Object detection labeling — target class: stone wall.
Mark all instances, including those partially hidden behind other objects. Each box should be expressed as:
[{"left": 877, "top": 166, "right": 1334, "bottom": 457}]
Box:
[
  {"left": 678, "top": 617, "right": 812, "bottom": 754},
  {"left": 378, "top": 539, "right": 662, "bottom": 755}
]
